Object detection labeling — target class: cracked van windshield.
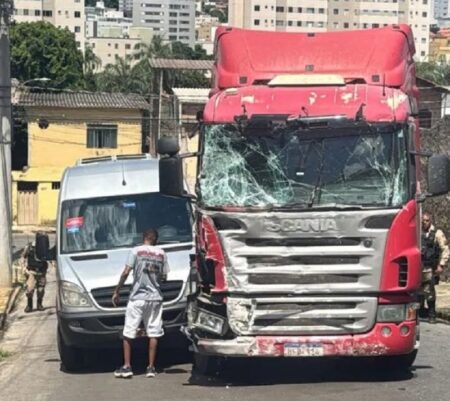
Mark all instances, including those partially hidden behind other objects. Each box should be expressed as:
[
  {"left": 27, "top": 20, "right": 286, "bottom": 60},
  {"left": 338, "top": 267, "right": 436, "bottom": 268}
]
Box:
[
  {"left": 199, "top": 124, "right": 409, "bottom": 209},
  {"left": 61, "top": 193, "right": 192, "bottom": 253}
]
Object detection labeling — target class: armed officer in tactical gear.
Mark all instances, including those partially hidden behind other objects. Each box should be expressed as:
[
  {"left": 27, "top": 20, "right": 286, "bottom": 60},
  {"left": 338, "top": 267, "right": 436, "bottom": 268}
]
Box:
[
  {"left": 22, "top": 232, "right": 50, "bottom": 313},
  {"left": 420, "top": 212, "right": 449, "bottom": 323}
]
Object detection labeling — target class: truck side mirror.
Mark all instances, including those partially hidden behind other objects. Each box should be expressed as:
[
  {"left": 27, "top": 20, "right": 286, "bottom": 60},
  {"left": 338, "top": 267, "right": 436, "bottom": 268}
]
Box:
[
  {"left": 428, "top": 154, "right": 450, "bottom": 196},
  {"left": 157, "top": 136, "right": 180, "bottom": 156},
  {"left": 157, "top": 137, "right": 184, "bottom": 197}
]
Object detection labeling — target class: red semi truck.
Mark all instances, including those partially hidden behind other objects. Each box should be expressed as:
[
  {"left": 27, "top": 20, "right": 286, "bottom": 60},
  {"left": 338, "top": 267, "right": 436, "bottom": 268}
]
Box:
[{"left": 157, "top": 25, "right": 450, "bottom": 374}]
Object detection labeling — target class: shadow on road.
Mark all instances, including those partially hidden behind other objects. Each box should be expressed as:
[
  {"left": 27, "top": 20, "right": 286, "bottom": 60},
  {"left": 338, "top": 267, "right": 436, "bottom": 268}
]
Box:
[{"left": 186, "top": 357, "right": 417, "bottom": 387}]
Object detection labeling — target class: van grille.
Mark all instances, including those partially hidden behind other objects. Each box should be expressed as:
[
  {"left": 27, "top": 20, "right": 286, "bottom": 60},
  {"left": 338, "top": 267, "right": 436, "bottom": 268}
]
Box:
[{"left": 91, "top": 281, "right": 183, "bottom": 308}]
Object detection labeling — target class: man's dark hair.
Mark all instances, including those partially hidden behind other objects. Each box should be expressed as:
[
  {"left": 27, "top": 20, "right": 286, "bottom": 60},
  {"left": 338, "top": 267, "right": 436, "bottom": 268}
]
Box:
[{"left": 143, "top": 228, "right": 158, "bottom": 244}]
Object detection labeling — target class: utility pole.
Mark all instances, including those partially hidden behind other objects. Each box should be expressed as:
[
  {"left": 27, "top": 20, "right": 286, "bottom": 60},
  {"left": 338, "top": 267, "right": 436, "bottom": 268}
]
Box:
[{"left": 0, "top": 0, "right": 13, "bottom": 287}]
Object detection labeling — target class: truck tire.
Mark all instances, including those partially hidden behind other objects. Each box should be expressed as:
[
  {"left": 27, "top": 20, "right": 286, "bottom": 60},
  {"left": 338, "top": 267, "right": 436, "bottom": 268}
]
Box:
[
  {"left": 193, "top": 352, "right": 221, "bottom": 376},
  {"left": 57, "top": 327, "right": 84, "bottom": 372}
]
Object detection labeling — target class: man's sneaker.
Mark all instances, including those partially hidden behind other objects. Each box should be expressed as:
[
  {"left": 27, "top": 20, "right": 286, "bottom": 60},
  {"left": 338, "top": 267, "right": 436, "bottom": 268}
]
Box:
[
  {"left": 146, "top": 366, "right": 156, "bottom": 378},
  {"left": 114, "top": 366, "right": 133, "bottom": 378}
]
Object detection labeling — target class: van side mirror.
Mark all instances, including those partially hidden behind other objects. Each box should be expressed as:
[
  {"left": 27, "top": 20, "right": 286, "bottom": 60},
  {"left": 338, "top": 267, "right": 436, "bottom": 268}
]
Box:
[
  {"left": 428, "top": 154, "right": 450, "bottom": 196},
  {"left": 157, "top": 137, "right": 184, "bottom": 197}
]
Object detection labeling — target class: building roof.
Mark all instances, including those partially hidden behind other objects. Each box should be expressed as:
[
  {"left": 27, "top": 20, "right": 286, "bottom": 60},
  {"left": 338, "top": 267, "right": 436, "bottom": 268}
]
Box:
[
  {"left": 148, "top": 58, "right": 214, "bottom": 70},
  {"left": 172, "top": 87, "right": 210, "bottom": 103},
  {"left": 16, "top": 91, "right": 150, "bottom": 110}
]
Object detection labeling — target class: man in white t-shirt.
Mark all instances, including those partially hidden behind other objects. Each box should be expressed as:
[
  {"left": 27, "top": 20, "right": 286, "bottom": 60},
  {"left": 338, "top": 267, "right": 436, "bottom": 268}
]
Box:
[{"left": 112, "top": 228, "right": 169, "bottom": 378}]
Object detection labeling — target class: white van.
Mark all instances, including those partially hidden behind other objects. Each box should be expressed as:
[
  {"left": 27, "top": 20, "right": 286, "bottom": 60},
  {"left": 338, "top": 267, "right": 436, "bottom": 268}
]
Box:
[{"left": 55, "top": 155, "right": 193, "bottom": 370}]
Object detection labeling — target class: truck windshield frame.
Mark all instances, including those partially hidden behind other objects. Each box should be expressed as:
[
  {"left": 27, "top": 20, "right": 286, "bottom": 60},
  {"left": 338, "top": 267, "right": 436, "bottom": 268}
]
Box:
[
  {"left": 60, "top": 193, "right": 193, "bottom": 254},
  {"left": 198, "top": 122, "right": 411, "bottom": 210}
]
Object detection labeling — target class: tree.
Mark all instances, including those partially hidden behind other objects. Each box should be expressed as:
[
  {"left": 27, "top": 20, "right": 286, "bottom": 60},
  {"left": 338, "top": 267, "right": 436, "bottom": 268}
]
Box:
[
  {"left": 417, "top": 62, "right": 450, "bottom": 86},
  {"left": 11, "top": 22, "right": 84, "bottom": 88},
  {"left": 96, "top": 55, "right": 152, "bottom": 94},
  {"left": 83, "top": 46, "right": 102, "bottom": 91}
]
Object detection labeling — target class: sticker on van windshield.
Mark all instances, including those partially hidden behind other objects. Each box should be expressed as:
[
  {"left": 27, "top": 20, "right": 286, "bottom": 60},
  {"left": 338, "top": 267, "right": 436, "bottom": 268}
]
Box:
[
  {"left": 65, "top": 217, "right": 84, "bottom": 229},
  {"left": 122, "top": 201, "right": 136, "bottom": 209},
  {"left": 67, "top": 227, "right": 80, "bottom": 234}
]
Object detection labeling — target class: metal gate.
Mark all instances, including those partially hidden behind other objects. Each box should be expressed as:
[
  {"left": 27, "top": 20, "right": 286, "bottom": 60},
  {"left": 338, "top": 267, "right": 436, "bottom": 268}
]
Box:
[{"left": 17, "top": 191, "right": 38, "bottom": 225}]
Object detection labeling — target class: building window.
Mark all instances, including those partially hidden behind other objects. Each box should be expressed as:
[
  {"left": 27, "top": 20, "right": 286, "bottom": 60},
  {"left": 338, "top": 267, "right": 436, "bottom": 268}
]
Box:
[
  {"left": 125, "top": 44, "right": 131, "bottom": 49},
  {"left": 75, "top": 11, "right": 81, "bottom": 18},
  {"left": 254, "top": 5, "right": 260, "bottom": 11},
  {"left": 34, "top": 10, "right": 41, "bottom": 16},
  {"left": 52, "top": 182, "right": 61, "bottom": 190},
  {"left": 418, "top": 109, "right": 432, "bottom": 129},
  {"left": 344, "top": 22, "right": 349, "bottom": 29},
  {"left": 87, "top": 125, "right": 118, "bottom": 149},
  {"left": 23, "top": 9, "right": 29, "bottom": 16},
  {"left": 74, "top": 26, "right": 81, "bottom": 33},
  {"left": 17, "top": 182, "right": 38, "bottom": 191},
  {"left": 276, "top": 7, "right": 284, "bottom": 12},
  {"left": 43, "top": 10, "right": 52, "bottom": 17},
  {"left": 115, "top": 43, "right": 119, "bottom": 49},
  {"left": 254, "top": 19, "right": 260, "bottom": 26}
]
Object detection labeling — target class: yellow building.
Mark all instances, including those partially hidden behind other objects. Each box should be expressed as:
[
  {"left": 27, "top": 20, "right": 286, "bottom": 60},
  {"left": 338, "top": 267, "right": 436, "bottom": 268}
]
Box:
[
  {"left": 12, "top": 90, "right": 150, "bottom": 226},
  {"left": 430, "top": 29, "right": 450, "bottom": 63}
]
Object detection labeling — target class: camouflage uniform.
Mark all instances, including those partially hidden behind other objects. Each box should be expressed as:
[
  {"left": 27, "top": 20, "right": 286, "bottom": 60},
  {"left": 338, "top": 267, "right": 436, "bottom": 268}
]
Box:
[
  {"left": 23, "top": 243, "right": 48, "bottom": 312},
  {"left": 420, "top": 224, "right": 449, "bottom": 320}
]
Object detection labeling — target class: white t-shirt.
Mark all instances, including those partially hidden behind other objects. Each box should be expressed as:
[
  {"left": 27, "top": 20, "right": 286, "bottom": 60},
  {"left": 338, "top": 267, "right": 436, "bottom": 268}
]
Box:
[{"left": 126, "top": 244, "right": 169, "bottom": 301}]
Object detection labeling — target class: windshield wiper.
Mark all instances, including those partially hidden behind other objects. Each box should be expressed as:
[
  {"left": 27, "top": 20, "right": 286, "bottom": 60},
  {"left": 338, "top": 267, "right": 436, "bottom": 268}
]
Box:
[{"left": 308, "top": 203, "right": 365, "bottom": 210}]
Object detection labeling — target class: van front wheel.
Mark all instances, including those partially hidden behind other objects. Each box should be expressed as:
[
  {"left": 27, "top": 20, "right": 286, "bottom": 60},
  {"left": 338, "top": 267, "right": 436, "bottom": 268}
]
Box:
[{"left": 57, "top": 326, "right": 84, "bottom": 372}]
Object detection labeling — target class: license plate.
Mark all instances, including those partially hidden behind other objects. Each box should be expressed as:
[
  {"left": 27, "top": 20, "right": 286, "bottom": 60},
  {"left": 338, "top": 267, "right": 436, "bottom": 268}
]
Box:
[{"left": 283, "top": 343, "right": 324, "bottom": 357}]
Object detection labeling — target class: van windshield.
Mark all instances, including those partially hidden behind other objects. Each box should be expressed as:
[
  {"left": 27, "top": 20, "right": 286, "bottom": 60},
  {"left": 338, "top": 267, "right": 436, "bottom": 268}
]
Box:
[{"left": 61, "top": 193, "right": 192, "bottom": 254}]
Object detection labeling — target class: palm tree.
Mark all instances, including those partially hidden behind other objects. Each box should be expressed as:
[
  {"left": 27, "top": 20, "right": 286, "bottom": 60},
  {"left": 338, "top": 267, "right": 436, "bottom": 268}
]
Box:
[{"left": 97, "top": 55, "right": 151, "bottom": 94}]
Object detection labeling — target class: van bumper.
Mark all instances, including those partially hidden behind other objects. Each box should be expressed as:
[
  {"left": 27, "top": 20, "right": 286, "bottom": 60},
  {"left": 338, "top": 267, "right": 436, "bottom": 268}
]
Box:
[{"left": 58, "top": 304, "right": 186, "bottom": 349}]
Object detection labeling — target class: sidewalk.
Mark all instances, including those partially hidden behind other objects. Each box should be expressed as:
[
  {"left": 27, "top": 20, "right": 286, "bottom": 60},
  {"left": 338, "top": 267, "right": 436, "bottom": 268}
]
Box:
[{"left": 436, "top": 282, "right": 450, "bottom": 322}]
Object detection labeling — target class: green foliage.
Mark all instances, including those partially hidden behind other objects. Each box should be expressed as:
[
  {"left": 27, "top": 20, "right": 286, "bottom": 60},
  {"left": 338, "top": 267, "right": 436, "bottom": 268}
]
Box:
[
  {"left": 0, "top": 349, "right": 11, "bottom": 362},
  {"left": 11, "top": 22, "right": 84, "bottom": 89},
  {"left": 417, "top": 62, "right": 450, "bottom": 85},
  {"left": 95, "top": 36, "right": 212, "bottom": 94},
  {"left": 209, "top": 8, "right": 227, "bottom": 23}
]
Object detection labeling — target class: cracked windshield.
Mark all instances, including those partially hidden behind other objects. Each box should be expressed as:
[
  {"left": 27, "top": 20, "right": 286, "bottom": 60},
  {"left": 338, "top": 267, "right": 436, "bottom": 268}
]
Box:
[
  {"left": 199, "top": 124, "right": 409, "bottom": 209},
  {"left": 61, "top": 193, "right": 192, "bottom": 253}
]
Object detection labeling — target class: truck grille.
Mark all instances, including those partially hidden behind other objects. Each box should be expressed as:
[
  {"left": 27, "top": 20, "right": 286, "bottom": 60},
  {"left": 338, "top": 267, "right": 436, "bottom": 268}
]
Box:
[
  {"left": 228, "top": 297, "right": 378, "bottom": 336},
  {"left": 91, "top": 281, "right": 184, "bottom": 308}
]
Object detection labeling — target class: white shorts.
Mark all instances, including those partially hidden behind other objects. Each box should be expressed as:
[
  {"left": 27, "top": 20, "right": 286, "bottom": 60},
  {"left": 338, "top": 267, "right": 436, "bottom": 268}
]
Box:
[{"left": 123, "top": 300, "right": 164, "bottom": 339}]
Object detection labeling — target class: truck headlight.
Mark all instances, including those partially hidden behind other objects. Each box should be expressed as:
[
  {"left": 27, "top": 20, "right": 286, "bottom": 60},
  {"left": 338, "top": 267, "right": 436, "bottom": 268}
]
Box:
[
  {"left": 60, "top": 281, "right": 92, "bottom": 307},
  {"left": 377, "top": 303, "right": 419, "bottom": 323},
  {"left": 195, "top": 309, "right": 225, "bottom": 335}
]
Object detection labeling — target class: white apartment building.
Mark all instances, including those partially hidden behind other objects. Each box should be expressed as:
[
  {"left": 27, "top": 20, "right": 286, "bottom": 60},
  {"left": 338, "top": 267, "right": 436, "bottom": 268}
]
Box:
[
  {"left": 132, "top": 0, "right": 196, "bottom": 46},
  {"left": 119, "top": 0, "right": 134, "bottom": 17},
  {"left": 86, "top": 1, "right": 132, "bottom": 39},
  {"left": 13, "top": 0, "right": 85, "bottom": 50},
  {"left": 229, "top": 0, "right": 433, "bottom": 60}
]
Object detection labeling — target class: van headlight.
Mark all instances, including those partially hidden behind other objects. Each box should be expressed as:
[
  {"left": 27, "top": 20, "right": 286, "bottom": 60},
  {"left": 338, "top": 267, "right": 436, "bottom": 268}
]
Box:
[
  {"left": 60, "top": 281, "right": 92, "bottom": 307},
  {"left": 377, "top": 303, "right": 418, "bottom": 323}
]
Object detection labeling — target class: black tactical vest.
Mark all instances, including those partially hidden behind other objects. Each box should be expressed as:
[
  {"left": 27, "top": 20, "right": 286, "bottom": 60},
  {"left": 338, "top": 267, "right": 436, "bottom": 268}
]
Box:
[
  {"left": 27, "top": 245, "right": 48, "bottom": 273},
  {"left": 421, "top": 228, "right": 440, "bottom": 269}
]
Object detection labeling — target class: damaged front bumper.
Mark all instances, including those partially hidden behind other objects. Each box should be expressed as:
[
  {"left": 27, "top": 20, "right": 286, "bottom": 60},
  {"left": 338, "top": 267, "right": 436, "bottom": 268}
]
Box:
[{"left": 194, "top": 321, "right": 418, "bottom": 357}]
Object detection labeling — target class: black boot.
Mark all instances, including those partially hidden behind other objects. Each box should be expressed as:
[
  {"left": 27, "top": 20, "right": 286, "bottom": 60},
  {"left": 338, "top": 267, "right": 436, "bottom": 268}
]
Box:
[
  {"left": 428, "top": 300, "right": 437, "bottom": 324},
  {"left": 24, "top": 296, "right": 33, "bottom": 313},
  {"left": 37, "top": 297, "right": 44, "bottom": 311}
]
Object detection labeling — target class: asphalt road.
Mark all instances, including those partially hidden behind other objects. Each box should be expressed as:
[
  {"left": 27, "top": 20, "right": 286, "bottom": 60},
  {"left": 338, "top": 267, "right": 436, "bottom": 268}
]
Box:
[{"left": 1, "top": 268, "right": 450, "bottom": 401}]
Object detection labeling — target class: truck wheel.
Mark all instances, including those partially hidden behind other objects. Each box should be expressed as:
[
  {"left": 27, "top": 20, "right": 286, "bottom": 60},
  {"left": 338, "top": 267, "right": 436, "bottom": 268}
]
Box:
[
  {"left": 193, "top": 352, "right": 221, "bottom": 376},
  {"left": 57, "top": 327, "right": 84, "bottom": 372}
]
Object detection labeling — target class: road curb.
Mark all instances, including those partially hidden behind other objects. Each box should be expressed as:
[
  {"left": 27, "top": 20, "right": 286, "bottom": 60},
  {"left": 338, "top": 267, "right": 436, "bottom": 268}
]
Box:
[
  {"left": 0, "top": 286, "right": 23, "bottom": 331},
  {"left": 437, "top": 308, "right": 450, "bottom": 323}
]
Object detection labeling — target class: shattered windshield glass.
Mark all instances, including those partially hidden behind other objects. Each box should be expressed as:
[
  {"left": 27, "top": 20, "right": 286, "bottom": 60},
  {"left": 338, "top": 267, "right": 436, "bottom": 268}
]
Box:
[{"left": 199, "top": 123, "right": 409, "bottom": 209}]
